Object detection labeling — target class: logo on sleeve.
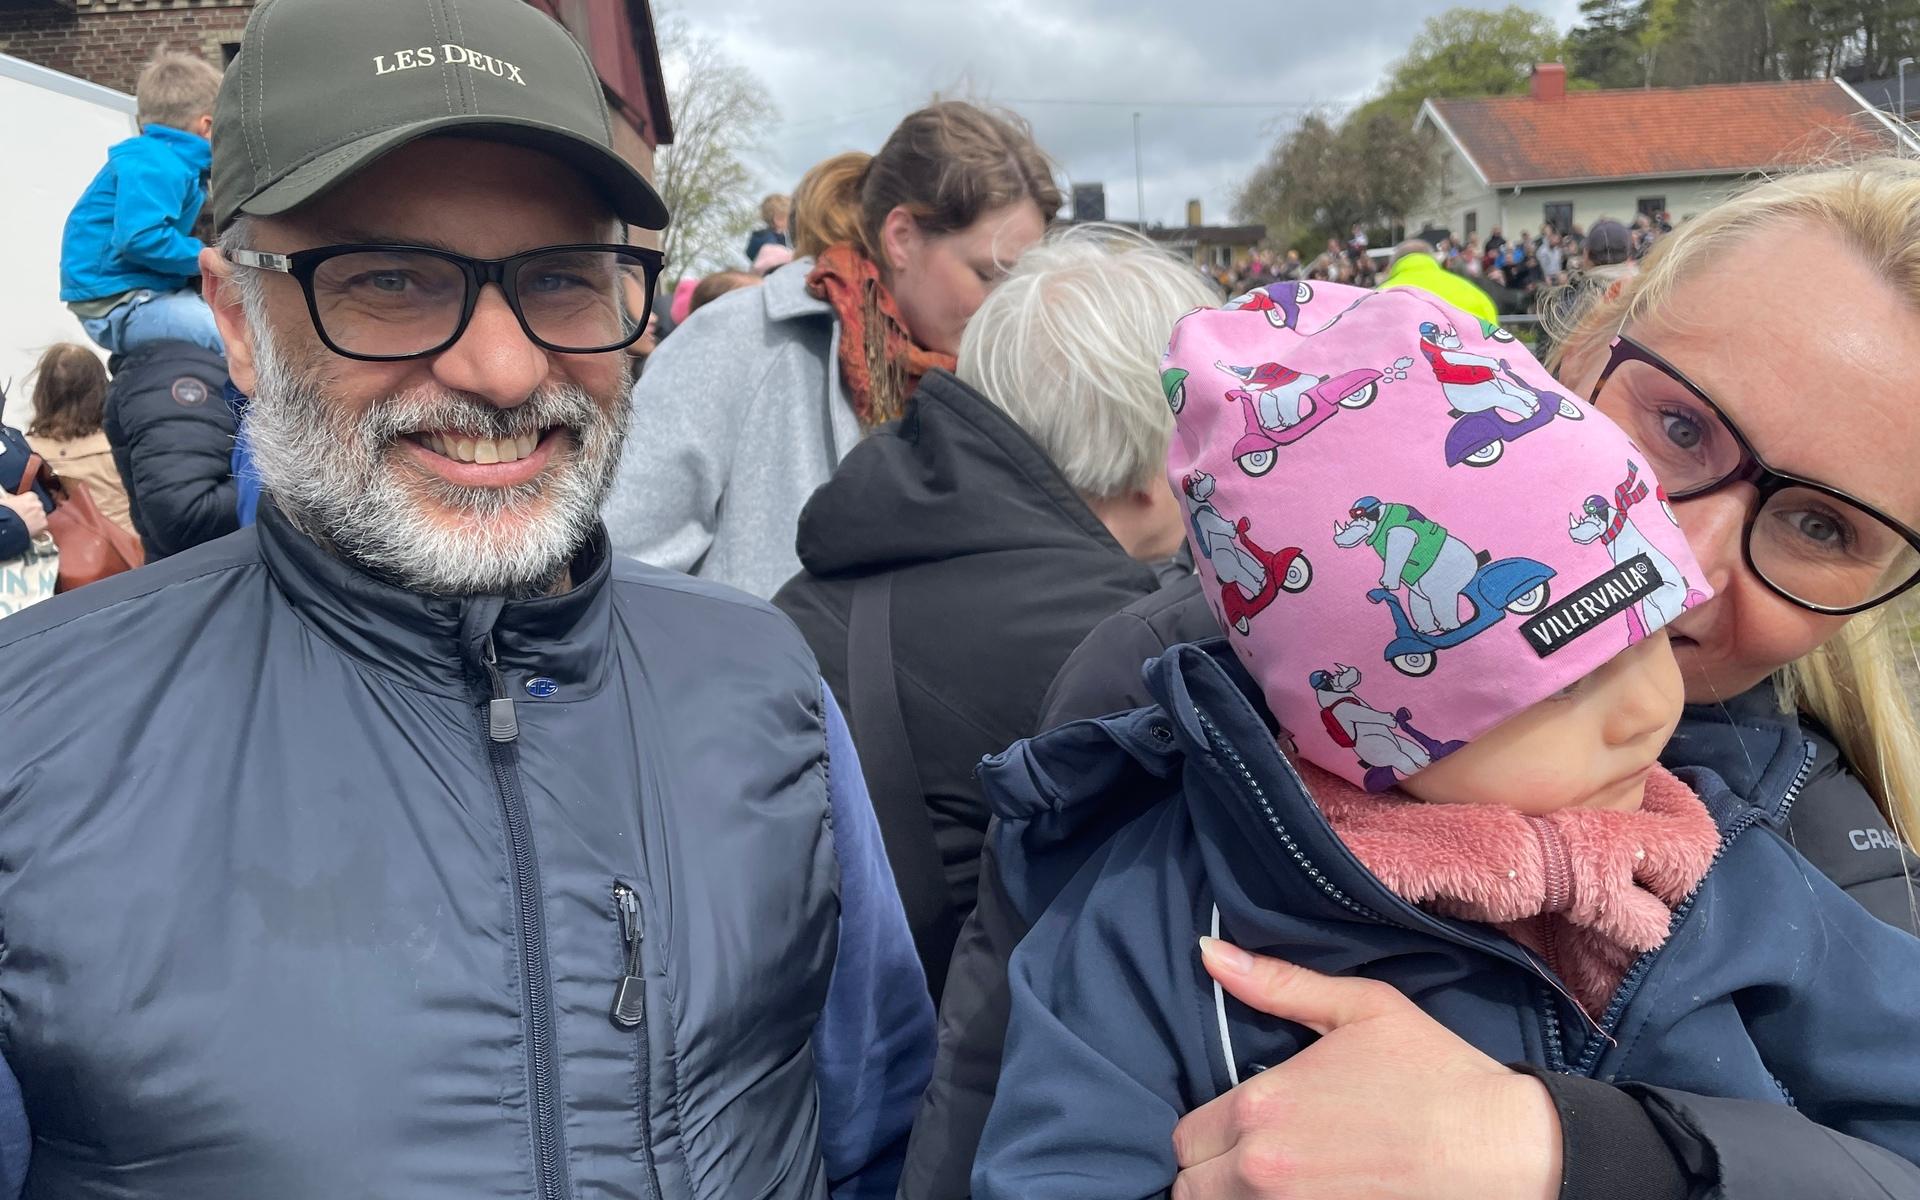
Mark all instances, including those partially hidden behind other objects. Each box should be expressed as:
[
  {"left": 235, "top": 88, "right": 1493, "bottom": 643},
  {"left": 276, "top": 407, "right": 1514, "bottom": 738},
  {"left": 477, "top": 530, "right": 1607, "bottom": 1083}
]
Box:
[
  {"left": 171, "top": 377, "right": 209, "bottom": 407},
  {"left": 1519, "top": 553, "right": 1664, "bottom": 656}
]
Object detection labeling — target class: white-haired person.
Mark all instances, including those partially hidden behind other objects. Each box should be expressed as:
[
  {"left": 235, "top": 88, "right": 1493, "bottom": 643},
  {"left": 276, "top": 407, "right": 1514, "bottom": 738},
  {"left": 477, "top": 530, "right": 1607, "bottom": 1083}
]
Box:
[{"left": 773, "top": 226, "right": 1220, "bottom": 1002}]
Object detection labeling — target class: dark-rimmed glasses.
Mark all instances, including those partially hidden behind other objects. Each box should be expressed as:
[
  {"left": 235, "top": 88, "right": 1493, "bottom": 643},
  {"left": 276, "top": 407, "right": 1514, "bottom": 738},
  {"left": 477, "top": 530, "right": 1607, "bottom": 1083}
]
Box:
[
  {"left": 226, "top": 242, "right": 664, "bottom": 361},
  {"left": 1587, "top": 334, "right": 1920, "bottom": 615}
]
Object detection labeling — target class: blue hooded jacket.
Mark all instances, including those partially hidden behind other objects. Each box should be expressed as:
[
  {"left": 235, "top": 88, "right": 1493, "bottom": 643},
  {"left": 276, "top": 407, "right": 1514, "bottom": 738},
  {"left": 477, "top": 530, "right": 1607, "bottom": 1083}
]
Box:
[
  {"left": 60, "top": 125, "right": 212, "bottom": 303},
  {"left": 972, "top": 639, "right": 1920, "bottom": 1199}
]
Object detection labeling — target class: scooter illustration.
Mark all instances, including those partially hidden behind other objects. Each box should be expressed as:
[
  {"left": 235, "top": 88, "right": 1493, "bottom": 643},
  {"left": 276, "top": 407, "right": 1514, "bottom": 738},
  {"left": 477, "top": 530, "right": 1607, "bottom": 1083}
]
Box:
[
  {"left": 1218, "top": 516, "right": 1312, "bottom": 635},
  {"left": 1365, "top": 556, "right": 1556, "bottom": 677},
  {"left": 1225, "top": 366, "right": 1382, "bottom": 477},
  {"left": 1362, "top": 709, "right": 1469, "bottom": 793},
  {"left": 1230, "top": 280, "right": 1315, "bottom": 329},
  {"left": 1444, "top": 363, "right": 1585, "bottom": 469},
  {"left": 1162, "top": 367, "right": 1190, "bottom": 415}
]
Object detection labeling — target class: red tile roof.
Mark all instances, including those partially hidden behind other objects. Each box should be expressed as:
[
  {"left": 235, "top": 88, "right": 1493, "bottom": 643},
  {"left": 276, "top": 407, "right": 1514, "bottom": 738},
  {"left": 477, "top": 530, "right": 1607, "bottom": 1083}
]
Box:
[{"left": 1425, "top": 80, "right": 1895, "bottom": 187}]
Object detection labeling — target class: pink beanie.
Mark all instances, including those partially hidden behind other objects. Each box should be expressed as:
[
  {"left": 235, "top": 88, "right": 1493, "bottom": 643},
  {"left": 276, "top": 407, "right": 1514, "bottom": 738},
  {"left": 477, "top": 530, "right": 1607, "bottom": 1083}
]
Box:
[{"left": 1163, "top": 281, "right": 1709, "bottom": 792}]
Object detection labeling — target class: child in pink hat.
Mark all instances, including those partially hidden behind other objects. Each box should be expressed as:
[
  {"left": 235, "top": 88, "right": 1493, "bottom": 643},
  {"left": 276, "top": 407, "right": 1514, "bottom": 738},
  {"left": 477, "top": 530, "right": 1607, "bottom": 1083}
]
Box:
[{"left": 969, "top": 282, "right": 1920, "bottom": 1200}]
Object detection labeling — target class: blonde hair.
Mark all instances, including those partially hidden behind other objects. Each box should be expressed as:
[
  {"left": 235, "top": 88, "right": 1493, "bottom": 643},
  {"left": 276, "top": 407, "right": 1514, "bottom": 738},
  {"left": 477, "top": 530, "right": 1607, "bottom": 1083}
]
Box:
[
  {"left": 1549, "top": 156, "right": 1920, "bottom": 847},
  {"left": 759, "top": 193, "right": 791, "bottom": 226},
  {"left": 135, "top": 50, "right": 223, "bottom": 131},
  {"left": 958, "top": 225, "right": 1222, "bottom": 498}
]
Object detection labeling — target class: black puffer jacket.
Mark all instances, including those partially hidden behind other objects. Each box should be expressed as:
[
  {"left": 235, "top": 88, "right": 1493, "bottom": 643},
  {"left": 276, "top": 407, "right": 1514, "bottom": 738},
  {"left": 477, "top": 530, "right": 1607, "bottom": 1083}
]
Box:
[
  {"left": 774, "top": 370, "right": 1165, "bottom": 1000},
  {"left": 102, "top": 339, "right": 238, "bottom": 560},
  {"left": 901, "top": 572, "right": 1920, "bottom": 1200}
]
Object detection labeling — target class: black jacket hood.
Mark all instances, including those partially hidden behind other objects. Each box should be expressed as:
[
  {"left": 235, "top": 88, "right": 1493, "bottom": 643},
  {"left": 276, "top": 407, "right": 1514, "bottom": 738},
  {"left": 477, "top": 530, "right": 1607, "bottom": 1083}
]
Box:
[{"left": 794, "top": 370, "right": 1137, "bottom": 578}]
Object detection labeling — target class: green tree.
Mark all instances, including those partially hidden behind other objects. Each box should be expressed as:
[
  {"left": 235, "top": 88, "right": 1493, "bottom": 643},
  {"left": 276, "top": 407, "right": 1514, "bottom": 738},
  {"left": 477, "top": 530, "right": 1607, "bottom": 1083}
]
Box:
[
  {"left": 1237, "top": 5, "right": 1568, "bottom": 247},
  {"left": 1233, "top": 106, "right": 1436, "bottom": 249},
  {"left": 1377, "top": 5, "right": 1569, "bottom": 114},
  {"left": 1567, "top": 0, "right": 1649, "bottom": 87},
  {"left": 1569, "top": 0, "right": 1920, "bottom": 87}
]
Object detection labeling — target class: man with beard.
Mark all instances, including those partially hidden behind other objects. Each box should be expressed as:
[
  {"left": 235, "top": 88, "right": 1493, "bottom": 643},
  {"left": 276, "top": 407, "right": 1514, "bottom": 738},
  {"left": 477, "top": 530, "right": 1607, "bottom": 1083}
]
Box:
[{"left": 0, "top": 1, "right": 931, "bottom": 1198}]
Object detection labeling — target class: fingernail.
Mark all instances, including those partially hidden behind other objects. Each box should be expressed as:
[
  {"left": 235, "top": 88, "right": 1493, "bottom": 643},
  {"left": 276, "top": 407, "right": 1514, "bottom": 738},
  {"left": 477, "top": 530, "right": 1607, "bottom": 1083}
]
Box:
[{"left": 1199, "top": 936, "right": 1253, "bottom": 976}]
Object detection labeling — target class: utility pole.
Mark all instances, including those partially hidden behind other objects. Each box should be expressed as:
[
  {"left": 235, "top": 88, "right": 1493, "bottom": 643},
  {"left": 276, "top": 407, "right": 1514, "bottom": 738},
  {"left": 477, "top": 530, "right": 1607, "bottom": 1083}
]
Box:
[
  {"left": 1901, "top": 57, "right": 1914, "bottom": 122},
  {"left": 1133, "top": 111, "right": 1146, "bottom": 230}
]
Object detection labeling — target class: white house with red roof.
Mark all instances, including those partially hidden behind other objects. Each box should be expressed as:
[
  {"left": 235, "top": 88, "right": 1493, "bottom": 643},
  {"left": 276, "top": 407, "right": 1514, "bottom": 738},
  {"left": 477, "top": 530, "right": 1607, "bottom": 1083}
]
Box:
[{"left": 1412, "top": 63, "right": 1914, "bottom": 243}]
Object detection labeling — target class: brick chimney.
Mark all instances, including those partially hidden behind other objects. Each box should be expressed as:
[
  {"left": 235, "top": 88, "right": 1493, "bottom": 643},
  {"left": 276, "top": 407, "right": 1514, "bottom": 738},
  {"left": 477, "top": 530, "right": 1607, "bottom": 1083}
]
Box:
[{"left": 1531, "top": 62, "right": 1567, "bottom": 102}]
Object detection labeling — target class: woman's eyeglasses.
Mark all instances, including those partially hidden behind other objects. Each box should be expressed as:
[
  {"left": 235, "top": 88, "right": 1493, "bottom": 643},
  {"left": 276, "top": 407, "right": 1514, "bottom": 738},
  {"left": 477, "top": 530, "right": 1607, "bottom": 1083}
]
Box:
[
  {"left": 1587, "top": 334, "right": 1920, "bottom": 616},
  {"left": 225, "top": 242, "right": 665, "bottom": 361}
]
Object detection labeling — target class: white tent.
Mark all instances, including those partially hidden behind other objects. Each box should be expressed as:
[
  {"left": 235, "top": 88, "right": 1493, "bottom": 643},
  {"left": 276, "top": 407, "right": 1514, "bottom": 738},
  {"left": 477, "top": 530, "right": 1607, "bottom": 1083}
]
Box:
[{"left": 0, "top": 53, "right": 137, "bottom": 423}]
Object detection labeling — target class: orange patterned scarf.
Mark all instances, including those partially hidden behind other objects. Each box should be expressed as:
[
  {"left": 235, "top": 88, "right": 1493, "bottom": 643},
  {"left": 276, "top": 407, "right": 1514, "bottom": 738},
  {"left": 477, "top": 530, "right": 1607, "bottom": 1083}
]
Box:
[{"left": 807, "top": 244, "right": 957, "bottom": 428}]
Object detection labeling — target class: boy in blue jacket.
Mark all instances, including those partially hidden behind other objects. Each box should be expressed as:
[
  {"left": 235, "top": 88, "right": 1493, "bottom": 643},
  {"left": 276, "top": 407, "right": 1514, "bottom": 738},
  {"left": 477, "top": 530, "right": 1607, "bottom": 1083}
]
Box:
[
  {"left": 59, "top": 51, "right": 224, "bottom": 357},
  {"left": 972, "top": 284, "right": 1920, "bottom": 1197}
]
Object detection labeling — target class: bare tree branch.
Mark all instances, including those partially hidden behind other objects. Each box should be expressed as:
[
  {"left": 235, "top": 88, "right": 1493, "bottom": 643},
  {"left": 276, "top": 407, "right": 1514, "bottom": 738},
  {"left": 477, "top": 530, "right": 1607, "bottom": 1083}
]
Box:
[{"left": 654, "top": 13, "right": 780, "bottom": 282}]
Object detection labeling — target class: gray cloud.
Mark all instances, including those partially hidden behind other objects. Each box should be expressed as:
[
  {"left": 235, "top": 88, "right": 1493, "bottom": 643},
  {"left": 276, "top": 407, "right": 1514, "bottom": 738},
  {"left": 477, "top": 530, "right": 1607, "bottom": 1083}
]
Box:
[{"left": 673, "top": 0, "right": 1584, "bottom": 240}]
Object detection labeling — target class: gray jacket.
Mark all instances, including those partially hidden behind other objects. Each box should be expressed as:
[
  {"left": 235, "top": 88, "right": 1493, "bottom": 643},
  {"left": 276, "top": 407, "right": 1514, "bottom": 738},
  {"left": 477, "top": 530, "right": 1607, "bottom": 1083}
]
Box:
[
  {"left": 0, "top": 504, "right": 850, "bottom": 1199},
  {"left": 606, "top": 262, "right": 862, "bottom": 598}
]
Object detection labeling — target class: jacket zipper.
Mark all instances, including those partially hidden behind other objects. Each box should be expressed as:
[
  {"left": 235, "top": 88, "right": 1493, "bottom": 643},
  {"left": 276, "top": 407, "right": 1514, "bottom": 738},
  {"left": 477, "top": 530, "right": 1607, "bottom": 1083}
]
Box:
[
  {"left": 1531, "top": 819, "right": 1571, "bottom": 979},
  {"left": 1194, "top": 708, "right": 1600, "bottom": 1058},
  {"left": 611, "top": 882, "right": 665, "bottom": 1200},
  {"left": 480, "top": 634, "right": 573, "bottom": 1200},
  {"left": 1569, "top": 739, "right": 1818, "bottom": 1077}
]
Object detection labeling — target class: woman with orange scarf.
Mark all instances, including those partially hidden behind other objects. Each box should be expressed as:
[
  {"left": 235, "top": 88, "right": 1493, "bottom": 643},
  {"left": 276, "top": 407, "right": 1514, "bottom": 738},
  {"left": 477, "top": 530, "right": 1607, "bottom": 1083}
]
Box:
[{"left": 607, "top": 101, "right": 1061, "bottom": 599}]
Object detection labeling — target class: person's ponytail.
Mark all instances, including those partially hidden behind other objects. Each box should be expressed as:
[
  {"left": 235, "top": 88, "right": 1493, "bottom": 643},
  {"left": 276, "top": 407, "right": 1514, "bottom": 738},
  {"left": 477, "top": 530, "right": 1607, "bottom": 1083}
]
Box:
[{"left": 792, "top": 151, "right": 873, "bottom": 260}]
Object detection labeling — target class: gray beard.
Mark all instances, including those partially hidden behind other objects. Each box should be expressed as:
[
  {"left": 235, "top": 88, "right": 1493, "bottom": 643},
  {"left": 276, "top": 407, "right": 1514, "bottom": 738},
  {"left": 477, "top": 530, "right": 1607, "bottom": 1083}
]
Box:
[{"left": 243, "top": 319, "right": 631, "bottom": 597}]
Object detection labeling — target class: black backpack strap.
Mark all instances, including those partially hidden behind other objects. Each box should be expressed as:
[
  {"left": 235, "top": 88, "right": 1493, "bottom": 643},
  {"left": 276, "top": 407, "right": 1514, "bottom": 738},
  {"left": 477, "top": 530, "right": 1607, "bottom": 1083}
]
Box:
[{"left": 848, "top": 572, "right": 960, "bottom": 1000}]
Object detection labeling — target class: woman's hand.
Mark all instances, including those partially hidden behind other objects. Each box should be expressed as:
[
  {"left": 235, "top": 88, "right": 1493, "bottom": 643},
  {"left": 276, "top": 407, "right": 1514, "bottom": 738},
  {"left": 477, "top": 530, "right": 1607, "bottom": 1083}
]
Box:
[
  {"left": 1170, "top": 939, "right": 1561, "bottom": 1200},
  {"left": 2, "top": 493, "right": 49, "bottom": 541}
]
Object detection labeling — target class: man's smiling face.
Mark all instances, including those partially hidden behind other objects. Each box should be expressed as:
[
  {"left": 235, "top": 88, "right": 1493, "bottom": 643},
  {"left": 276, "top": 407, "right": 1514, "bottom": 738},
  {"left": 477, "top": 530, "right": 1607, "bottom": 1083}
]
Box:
[{"left": 205, "top": 137, "right": 634, "bottom": 596}]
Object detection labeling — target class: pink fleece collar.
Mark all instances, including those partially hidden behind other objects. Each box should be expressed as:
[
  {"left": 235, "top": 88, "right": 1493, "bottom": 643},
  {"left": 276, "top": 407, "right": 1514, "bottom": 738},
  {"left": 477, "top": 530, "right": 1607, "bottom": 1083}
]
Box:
[{"left": 1301, "top": 760, "right": 1720, "bottom": 1017}]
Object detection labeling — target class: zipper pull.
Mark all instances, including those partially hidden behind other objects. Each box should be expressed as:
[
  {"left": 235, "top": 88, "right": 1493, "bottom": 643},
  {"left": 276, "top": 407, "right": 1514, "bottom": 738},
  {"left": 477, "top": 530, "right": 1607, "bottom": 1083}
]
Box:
[
  {"left": 482, "top": 634, "right": 518, "bottom": 743},
  {"left": 611, "top": 882, "right": 645, "bottom": 1029}
]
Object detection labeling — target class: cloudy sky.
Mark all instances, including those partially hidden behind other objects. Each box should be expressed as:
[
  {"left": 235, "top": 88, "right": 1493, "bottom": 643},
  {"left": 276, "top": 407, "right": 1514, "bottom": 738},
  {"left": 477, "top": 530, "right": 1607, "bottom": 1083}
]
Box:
[{"left": 671, "top": 0, "right": 1585, "bottom": 232}]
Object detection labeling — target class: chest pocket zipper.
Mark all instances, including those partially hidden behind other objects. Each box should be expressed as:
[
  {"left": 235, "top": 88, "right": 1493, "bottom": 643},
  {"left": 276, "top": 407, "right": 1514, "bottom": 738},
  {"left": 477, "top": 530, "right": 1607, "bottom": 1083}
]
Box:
[
  {"left": 612, "top": 882, "right": 646, "bottom": 1027},
  {"left": 611, "top": 881, "right": 665, "bottom": 1200}
]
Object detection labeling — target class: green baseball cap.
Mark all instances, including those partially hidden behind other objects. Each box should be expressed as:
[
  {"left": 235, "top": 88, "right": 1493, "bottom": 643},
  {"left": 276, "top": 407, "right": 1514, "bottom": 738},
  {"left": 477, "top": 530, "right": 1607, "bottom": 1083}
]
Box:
[{"left": 209, "top": 0, "right": 668, "bottom": 231}]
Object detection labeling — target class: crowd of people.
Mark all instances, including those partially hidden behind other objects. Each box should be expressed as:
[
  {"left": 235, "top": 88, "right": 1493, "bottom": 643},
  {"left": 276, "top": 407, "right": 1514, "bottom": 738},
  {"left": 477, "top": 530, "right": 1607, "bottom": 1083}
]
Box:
[
  {"left": 3, "top": 1, "right": 1919, "bottom": 1198},
  {"left": 1217, "top": 211, "right": 1661, "bottom": 321}
]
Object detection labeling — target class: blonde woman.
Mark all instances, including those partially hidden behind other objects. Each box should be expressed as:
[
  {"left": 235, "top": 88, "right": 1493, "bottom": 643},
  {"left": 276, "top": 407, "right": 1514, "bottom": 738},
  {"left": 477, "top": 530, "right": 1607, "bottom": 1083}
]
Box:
[{"left": 912, "top": 158, "right": 1920, "bottom": 1200}]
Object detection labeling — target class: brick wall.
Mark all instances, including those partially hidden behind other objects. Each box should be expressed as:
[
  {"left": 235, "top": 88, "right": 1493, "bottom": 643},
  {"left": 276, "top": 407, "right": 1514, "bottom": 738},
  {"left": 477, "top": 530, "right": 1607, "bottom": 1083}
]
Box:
[{"left": 0, "top": 0, "right": 252, "bottom": 96}]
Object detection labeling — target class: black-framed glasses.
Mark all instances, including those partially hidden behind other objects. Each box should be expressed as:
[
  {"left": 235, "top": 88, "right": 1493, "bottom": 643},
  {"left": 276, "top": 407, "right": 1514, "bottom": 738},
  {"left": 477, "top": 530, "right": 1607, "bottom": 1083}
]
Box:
[
  {"left": 226, "top": 242, "right": 664, "bottom": 361},
  {"left": 1588, "top": 334, "right": 1920, "bottom": 615}
]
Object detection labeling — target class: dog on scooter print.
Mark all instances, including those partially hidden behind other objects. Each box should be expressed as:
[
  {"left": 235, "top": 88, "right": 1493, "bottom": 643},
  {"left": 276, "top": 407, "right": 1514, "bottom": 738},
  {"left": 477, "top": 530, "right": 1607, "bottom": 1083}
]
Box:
[{"left": 1333, "top": 496, "right": 1483, "bottom": 635}]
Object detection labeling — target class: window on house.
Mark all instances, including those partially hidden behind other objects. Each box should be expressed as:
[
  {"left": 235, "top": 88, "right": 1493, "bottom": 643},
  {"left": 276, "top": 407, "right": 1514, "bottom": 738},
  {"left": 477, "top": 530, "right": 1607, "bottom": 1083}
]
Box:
[
  {"left": 1543, "top": 202, "right": 1573, "bottom": 235},
  {"left": 1463, "top": 211, "right": 1478, "bottom": 238},
  {"left": 1637, "top": 196, "right": 1666, "bottom": 219},
  {"left": 221, "top": 42, "right": 242, "bottom": 64}
]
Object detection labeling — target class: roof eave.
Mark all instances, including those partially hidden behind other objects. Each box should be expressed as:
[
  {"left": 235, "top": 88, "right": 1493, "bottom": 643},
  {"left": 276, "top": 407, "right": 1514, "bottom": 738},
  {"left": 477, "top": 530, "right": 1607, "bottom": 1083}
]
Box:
[
  {"left": 1417, "top": 100, "right": 1490, "bottom": 189},
  {"left": 1486, "top": 165, "right": 1812, "bottom": 189},
  {"left": 624, "top": 0, "right": 674, "bottom": 146}
]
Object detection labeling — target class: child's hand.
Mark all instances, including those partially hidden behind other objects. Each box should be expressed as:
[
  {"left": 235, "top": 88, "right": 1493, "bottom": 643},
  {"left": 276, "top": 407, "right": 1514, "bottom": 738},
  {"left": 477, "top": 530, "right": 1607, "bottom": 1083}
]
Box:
[{"left": 1171, "top": 939, "right": 1560, "bottom": 1200}]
